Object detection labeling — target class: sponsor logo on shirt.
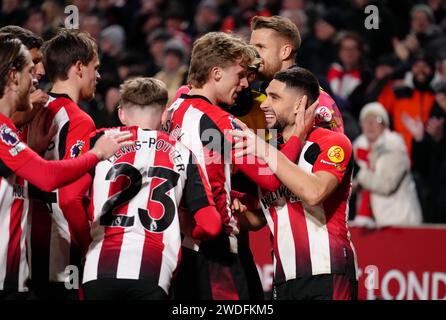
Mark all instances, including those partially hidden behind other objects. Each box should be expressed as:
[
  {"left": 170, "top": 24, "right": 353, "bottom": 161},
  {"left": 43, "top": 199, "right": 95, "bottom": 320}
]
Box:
[
  {"left": 0, "top": 124, "right": 19, "bottom": 146},
  {"left": 70, "top": 140, "right": 85, "bottom": 158},
  {"left": 327, "top": 145, "right": 344, "bottom": 163},
  {"left": 260, "top": 185, "right": 301, "bottom": 209},
  {"left": 9, "top": 142, "right": 26, "bottom": 157}
]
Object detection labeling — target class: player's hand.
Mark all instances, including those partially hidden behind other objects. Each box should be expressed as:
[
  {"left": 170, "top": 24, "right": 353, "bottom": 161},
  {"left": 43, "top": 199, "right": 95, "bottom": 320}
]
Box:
[
  {"left": 231, "top": 198, "right": 247, "bottom": 215},
  {"left": 11, "top": 90, "right": 49, "bottom": 126},
  {"left": 30, "top": 89, "right": 49, "bottom": 109},
  {"left": 230, "top": 126, "right": 272, "bottom": 160},
  {"left": 27, "top": 108, "right": 57, "bottom": 154},
  {"left": 292, "top": 95, "right": 318, "bottom": 141},
  {"left": 90, "top": 130, "right": 135, "bottom": 160}
]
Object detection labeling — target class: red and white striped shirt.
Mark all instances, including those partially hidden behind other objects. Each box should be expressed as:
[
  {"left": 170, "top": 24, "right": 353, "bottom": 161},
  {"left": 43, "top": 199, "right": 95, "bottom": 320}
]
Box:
[
  {"left": 30, "top": 93, "right": 95, "bottom": 284},
  {"left": 0, "top": 114, "right": 35, "bottom": 292},
  {"left": 164, "top": 94, "right": 240, "bottom": 254},
  {"left": 83, "top": 127, "right": 215, "bottom": 293},
  {"left": 259, "top": 127, "right": 358, "bottom": 285}
]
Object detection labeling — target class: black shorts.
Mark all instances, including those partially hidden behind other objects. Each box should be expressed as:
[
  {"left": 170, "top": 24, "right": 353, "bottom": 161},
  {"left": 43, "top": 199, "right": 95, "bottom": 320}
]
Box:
[
  {"left": 173, "top": 246, "right": 250, "bottom": 300},
  {"left": 83, "top": 278, "right": 168, "bottom": 300},
  {"left": 27, "top": 281, "right": 79, "bottom": 300},
  {"left": 274, "top": 274, "right": 358, "bottom": 300}
]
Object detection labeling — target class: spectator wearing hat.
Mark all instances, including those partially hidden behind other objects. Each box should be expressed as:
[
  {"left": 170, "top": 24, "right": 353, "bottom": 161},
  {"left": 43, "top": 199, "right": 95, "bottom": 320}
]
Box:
[
  {"left": 379, "top": 51, "right": 436, "bottom": 156},
  {"left": 352, "top": 102, "right": 423, "bottom": 228},
  {"left": 393, "top": 4, "right": 446, "bottom": 62},
  {"left": 154, "top": 39, "right": 188, "bottom": 104},
  {"left": 407, "top": 81, "right": 446, "bottom": 223}
]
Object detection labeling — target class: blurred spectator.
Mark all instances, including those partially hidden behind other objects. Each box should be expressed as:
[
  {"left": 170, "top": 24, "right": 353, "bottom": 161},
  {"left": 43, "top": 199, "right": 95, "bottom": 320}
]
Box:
[
  {"left": 409, "top": 81, "right": 446, "bottom": 223},
  {"left": 145, "top": 28, "right": 172, "bottom": 76},
  {"left": 327, "top": 31, "right": 372, "bottom": 119},
  {"left": 393, "top": 4, "right": 446, "bottom": 61},
  {"left": 154, "top": 39, "right": 188, "bottom": 103},
  {"left": 0, "top": 0, "right": 27, "bottom": 27},
  {"left": 352, "top": 102, "right": 423, "bottom": 228},
  {"left": 379, "top": 51, "right": 436, "bottom": 156},
  {"left": 192, "top": 0, "right": 222, "bottom": 37},
  {"left": 221, "top": 0, "right": 269, "bottom": 35},
  {"left": 80, "top": 15, "right": 103, "bottom": 41},
  {"left": 40, "top": 0, "right": 64, "bottom": 39},
  {"left": 298, "top": 11, "right": 342, "bottom": 77},
  {"left": 23, "top": 8, "right": 45, "bottom": 37},
  {"left": 100, "top": 24, "right": 126, "bottom": 59}
]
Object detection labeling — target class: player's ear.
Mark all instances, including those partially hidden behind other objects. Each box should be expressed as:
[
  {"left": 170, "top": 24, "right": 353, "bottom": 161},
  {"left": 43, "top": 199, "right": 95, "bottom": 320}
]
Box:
[
  {"left": 8, "top": 67, "right": 19, "bottom": 87},
  {"left": 211, "top": 66, "right": 222, "bottom": 82},
  {"left": 281, "top": 43, "right": 293, "bottom": 61},
  {"left": 118, "top": 107, "right": 126, "bottom": 125},
  {"left": 74, "top": 60, "right": 83, "bottom": 78}
]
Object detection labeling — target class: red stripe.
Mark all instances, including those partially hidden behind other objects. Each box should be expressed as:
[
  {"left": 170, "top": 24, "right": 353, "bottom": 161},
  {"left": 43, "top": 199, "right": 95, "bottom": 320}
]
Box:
[
  {"left": 209, "top": 262, "right": 239, "bottom": 300},
  {"left": 270, "top": 206, "right": 285, "bottom": 283},
  {"left": 5, "top": 184, "right": 24, "bottom": 289},
  {"left": 288, "top": 202, "right": 312, "bottom": 276},
  {"left": 332, "top": 274, "right": 352, "bottom": 300},
  {"left": 139, "top": 131, "right": 170, "bottom": 280},
  {"left": 97, "top": 128, "right": 138, "bottom": 278}
]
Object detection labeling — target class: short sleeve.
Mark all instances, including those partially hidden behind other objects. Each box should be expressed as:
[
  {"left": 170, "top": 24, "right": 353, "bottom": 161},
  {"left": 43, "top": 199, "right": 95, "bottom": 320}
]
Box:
[{"left": 312, "top": 132, "right": 352, "bottom": 183}]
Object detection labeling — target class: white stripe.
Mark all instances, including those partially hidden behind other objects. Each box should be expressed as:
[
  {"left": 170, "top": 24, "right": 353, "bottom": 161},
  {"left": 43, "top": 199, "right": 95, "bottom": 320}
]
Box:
[
  {"left": 48, "top": 205, "right": 71, "bottom": 282},
  {"left": 179, "top": 107, "right": 209, "bottom": 183},
  {"left": 83, "top": 156, "right": 111, "bottom": 283},
  {"left": 0, "top": 177, "right": 13, "bottom": 290},
  {"left": 18, "top": 195, "right": 29, "bottom": 292},
  {"left": 116, "top": 130, "right": 155, "bottom": 279},
  {"left": 44, "top": 108, "right": 72, "bottom": 281},
  {"left": 303, "top": 204, "right": 332, "bottom": 275},
  {"left": 276, "top": 203, "right": 296, "bottom": 281},
  {"left": 177, "top": 107, "right": 206, "bottom": 252}
]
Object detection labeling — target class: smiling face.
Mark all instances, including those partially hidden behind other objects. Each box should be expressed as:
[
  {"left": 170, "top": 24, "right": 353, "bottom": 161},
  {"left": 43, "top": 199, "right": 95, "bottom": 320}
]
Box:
[
  {"left": 261, "top": 79, "right": 300, "bottom": 131},
  {"left": 215, "top": 60, "right": 249, "bottom": 105}
]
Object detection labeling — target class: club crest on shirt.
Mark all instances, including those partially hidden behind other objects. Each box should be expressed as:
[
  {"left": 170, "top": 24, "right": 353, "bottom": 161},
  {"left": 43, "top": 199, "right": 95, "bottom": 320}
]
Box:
[
  {"left": 327, "top": 145, "right": 344, "bottom": 163},
  {"left": 0, "top": 124, "right": 19, "bottom": 146},
  {"left": 70, "top": 140, "right": 85, "bottom": 158}
]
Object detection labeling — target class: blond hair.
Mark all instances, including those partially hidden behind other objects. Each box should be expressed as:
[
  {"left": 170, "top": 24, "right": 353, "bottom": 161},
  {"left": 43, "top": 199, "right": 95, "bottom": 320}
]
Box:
[
  {"left": 120, "top": 77, "right": 168, "bottom": 108},
  {"left": 251, "top": 15, "right": 301, "bottom": 53},
  {"left": 188, "top": 32, "right": 256, "bottom": 88}
]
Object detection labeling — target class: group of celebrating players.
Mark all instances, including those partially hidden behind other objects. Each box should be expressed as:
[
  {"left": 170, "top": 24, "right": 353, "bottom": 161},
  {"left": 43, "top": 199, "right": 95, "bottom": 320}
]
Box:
[{"left": 0, "top": 15, "right": 358, "bottom": 301}]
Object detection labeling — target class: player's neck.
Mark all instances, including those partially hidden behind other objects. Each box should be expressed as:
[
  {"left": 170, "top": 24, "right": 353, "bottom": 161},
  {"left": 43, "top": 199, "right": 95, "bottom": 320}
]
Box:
[
  {"left": 189, "top": 86, "right": 216, "bottom": 105},
  {"left": 51, "top": 81, "right": 80, "bottom": 103},
  {"left": 282, "top": 125, "right": 294, "bottom": 142},
  {"left": 0, "top": 91, "right": 15, "bottom": 118},
  {"left": 281, "top": 60, "right": 295, "bottom": 71}
]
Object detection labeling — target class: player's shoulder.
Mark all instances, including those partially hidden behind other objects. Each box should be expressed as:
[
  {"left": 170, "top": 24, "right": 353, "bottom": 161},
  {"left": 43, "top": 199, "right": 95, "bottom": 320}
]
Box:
[
  {"left": 48, "top": 94, "right": 93, "bottom": 122},
  {"left": 308, "top": 127, "right": 351, "bottom": 147}
]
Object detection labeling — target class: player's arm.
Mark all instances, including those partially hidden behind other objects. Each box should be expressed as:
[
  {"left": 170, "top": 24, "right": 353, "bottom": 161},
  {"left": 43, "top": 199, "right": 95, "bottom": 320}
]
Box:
[
  {"left": 231, "top": 130, "right": 351, "bottom": 207},
  {"left": 11, "top": 131, "right": 133, "bottom": 191},
  {"left": 184, "top": 153, "right": 222, "bottom": 240},
  {"left": 231, "top": 198, "right": 266, "bottom": 231}
]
